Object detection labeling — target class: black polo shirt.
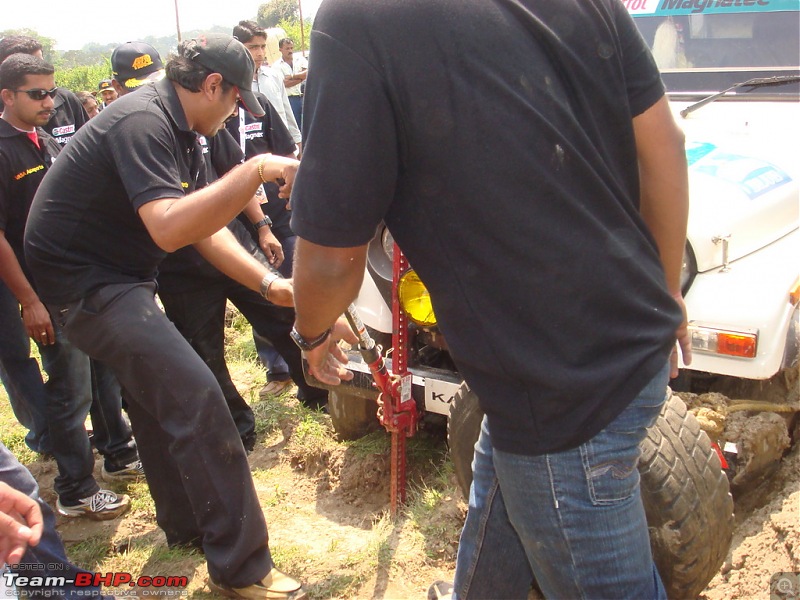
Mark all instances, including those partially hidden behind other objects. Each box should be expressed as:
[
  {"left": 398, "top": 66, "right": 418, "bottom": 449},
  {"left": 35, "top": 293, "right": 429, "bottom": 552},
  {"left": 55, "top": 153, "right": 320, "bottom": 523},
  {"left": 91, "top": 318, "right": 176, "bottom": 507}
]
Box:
[
  {"left": 42, "top": 88, "right": 89, "bottom": 146},
  {"left": 0, "top": 119, "right": 61, "bottom": 280},
  {"left": 24, "top": 78, "right": 204, "bottom": 304},
  {"left": 157, "top": 129, "right": 257, "bottom": 294},
  {"left": 293, "top": 0, "right": 681, "bottom": 455},
  {"left": 225, "top": 92, "right": 296, "bottom": 237}
]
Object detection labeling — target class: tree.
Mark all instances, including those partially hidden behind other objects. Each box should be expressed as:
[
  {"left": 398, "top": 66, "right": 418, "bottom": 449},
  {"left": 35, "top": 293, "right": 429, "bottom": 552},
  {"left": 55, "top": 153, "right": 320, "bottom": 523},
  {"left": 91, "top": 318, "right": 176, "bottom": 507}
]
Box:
[
  {"left": 0, "top": 28, "right": 58, "bottom": 63},
  {"left": 257, "top": 0, "right": 300, "bottom": 28}
]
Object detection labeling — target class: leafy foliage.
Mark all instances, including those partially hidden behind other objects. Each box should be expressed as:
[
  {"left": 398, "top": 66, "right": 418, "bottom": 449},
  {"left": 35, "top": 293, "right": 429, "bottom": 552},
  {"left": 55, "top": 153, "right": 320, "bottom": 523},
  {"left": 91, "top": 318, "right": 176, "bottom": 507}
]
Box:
[
  {"left": 0, "top": 28, "right": 57, "bottom": 63},
  {"left": 277, "top": 19, "right": 313, "bottom": 53},
  {"left": 56, "top": 63, "right": 112, "bottom": 94},
  {"left": 257, "top": 0, "right": 300, "bottom": 28}
]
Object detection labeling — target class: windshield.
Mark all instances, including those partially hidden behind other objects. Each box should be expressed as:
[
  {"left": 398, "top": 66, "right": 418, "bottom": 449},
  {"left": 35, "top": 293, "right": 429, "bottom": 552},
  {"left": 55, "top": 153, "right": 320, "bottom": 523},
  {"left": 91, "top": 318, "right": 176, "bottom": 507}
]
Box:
[{"left": 629, "top": 1, "right": 800, "bottom": 95}]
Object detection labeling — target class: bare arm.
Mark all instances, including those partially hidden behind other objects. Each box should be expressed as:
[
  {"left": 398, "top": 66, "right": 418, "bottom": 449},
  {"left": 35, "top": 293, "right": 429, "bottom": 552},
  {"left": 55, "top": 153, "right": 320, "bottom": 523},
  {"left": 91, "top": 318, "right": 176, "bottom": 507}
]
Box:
[
  {"left": 138, "top": 154, "right": 298, "bottom": 252},
  {"left": 0, "top": 233, "right": 54, "bottom": 344},
  {"left": 193, "top": 228, "right": 293, "bottom": 307},
  {"left": 292, "top": 238, "right": 367, "bottom": 383},
  {"left": 283, "top": 70, "right": 307, "bottom": 89},
  {"left": 243, "top": 195, "right": 284, "bottom": 267},
  {"left": 633, "top": 95, "right": 692, "bottom": 373}
]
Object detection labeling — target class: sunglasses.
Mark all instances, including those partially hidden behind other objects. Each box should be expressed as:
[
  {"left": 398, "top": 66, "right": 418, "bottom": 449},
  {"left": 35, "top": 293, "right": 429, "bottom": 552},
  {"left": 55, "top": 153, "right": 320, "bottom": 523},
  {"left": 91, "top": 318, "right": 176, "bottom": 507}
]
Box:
[{"left": 14, "top": 87, "right": 58, "bottom": 100}]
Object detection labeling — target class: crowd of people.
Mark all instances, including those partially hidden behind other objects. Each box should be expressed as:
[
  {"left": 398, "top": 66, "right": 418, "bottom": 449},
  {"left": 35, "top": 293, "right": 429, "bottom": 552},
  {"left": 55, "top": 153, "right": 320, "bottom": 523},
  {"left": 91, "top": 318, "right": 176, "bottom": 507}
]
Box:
[{"left": 0, "top": 2, "right": 691, "bottom": 599}]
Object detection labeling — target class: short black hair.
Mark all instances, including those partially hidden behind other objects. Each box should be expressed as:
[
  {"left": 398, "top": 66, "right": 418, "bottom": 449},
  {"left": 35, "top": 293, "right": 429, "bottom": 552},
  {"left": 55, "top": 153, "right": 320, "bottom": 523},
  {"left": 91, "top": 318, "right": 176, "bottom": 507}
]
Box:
[
  {"left": 165, "top": 41, "right": 235, "bottom": 94},
  {"left": 232, "top": 20, "right": 266, "bottom": 44},
  {"left": 0, "top": 53, "right": 54, "bottom": 92},
  {"left": 0, "top": 35, "right": 43, "bottom": 64},
  {"left": 278, "top": 38, "right": 293, "bottom": 49},
  {"left": 76, "top": 90, "right": 96, "bottom": 106}
]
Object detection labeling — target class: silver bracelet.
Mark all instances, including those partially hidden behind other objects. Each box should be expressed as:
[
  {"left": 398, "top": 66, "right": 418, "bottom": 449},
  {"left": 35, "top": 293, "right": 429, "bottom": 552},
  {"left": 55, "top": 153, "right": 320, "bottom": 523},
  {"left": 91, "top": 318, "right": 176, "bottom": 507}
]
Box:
[{"left": 260, "top": 271, "right": 280, "bottom": 301}]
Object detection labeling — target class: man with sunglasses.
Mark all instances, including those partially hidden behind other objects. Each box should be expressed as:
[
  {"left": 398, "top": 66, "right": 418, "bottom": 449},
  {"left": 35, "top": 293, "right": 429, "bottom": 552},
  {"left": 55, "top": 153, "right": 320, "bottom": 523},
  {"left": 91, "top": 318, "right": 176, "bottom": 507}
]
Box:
[
  {"left": 0, "top": 36, "right": 89, "bottom": 147},
  {"left": 24, "top": 33, "right": 323, "bottom": 600},
  {"left": 0, "top": 53, "right": 134, "bottom": 522}
]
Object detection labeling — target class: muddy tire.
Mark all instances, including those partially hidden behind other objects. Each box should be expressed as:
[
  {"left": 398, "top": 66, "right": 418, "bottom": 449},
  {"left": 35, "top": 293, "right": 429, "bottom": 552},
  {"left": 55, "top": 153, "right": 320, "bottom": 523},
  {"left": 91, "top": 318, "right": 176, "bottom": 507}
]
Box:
[
  {"left": 328, "top": 391, "right": 380, "bottom": 441},
  {"left": 448, "top": 383, "right": 734, "bottom": 599}
]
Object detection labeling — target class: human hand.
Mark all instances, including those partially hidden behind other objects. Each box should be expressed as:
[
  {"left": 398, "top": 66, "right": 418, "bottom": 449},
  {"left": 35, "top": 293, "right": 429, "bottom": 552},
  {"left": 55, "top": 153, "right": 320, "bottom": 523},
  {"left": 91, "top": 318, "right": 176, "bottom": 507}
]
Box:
[
  {"left": 265, "top": 277, "right": 294, "bottom": 307},
  {"left": 671, "top": 292, "right": 692, "bottom": 379},
  {"left": 21, "top": 299, "right": 55, "bottom": 346},
  {"left": 0, "top": 482, "right": 43, "bottom": 565},
  {"left": 257, "top": 154, "right": 299, "bottom": 199},
  {"left": 304, "top": 317, "right": 359, "bottom": 385},
  {"left": 258, "top": 229, "right": 285, "bottom": 268}
]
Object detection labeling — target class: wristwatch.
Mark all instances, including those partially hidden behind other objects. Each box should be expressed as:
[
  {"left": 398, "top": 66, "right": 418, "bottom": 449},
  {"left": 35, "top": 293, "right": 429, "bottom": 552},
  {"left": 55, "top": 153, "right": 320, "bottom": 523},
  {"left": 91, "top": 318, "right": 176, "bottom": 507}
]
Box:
[
  {"left": 290, "top": 326, "right": 332, "bottom": 351},
  {"left": 254, "top": 216, "right": 272, "bottom": 229}
]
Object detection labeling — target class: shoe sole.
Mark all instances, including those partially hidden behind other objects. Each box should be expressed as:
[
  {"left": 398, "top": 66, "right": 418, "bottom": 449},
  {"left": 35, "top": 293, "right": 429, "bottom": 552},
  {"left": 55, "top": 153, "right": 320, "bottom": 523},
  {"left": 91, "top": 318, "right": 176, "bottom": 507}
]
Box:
[
  {"left": 207, "top": 579, "right": 308, "bottom": 600},
  {"left": 56, "top": 499, "right": 131, "bottom": 521},
  {"left": 260, "top": 380, "right": 293, "bottom": 396},
  {"left": 101, "top": 468, "right": 145, "bottom": 483}
]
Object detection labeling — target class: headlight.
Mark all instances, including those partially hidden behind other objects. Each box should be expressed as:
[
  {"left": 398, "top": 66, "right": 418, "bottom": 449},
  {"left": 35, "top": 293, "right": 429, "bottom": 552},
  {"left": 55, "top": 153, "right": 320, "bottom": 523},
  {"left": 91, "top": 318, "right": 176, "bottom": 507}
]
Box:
[
  {"left": 397, "top": 270, "right": 437, "bottom": 326},
  {"left": 681, "top": 242, "right": 697, "bottom": 295}
]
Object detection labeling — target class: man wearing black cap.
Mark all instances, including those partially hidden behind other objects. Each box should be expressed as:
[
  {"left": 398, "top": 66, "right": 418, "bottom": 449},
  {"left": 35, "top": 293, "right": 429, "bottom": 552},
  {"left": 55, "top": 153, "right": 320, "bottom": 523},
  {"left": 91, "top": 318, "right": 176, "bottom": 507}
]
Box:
[
  {"left": 24, "top": 33, "right": 316, "bottom": 600},
  {"left": 97, "top": 79, "right": 117, "bottom": 109},
  {"left": 110, "top": 41, "right": 165, "bottom": 96}
]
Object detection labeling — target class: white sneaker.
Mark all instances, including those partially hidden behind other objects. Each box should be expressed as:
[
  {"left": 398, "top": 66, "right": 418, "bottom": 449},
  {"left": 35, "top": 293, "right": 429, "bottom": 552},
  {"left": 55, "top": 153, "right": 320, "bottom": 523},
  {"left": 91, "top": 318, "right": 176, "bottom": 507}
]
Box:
[{"left": 56, "top": 489, "right": 131, "bottom": 520}]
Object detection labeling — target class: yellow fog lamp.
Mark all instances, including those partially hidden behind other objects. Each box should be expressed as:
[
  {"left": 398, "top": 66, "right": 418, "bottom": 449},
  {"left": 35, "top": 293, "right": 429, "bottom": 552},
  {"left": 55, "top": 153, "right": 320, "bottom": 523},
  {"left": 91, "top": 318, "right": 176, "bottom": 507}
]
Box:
[
  {"left": 397, "top": 270, "right": 437, "bottom": 327},
  {"left": 689, "top": 325, "right": 758, "bottom": 359}
]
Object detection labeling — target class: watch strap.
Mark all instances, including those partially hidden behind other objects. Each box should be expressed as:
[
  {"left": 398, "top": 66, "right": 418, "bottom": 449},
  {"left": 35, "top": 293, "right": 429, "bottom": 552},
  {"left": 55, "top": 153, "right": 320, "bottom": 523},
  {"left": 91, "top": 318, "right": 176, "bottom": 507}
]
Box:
[{"left": 290, "top": 326, "right": 332, "bottom": 351}]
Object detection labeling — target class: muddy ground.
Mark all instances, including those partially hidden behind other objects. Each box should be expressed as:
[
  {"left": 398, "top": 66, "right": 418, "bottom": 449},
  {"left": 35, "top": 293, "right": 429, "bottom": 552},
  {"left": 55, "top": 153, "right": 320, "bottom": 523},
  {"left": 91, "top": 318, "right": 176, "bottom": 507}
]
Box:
[{"left": 25, "top": 372, "right": 800, "bottom": 599}]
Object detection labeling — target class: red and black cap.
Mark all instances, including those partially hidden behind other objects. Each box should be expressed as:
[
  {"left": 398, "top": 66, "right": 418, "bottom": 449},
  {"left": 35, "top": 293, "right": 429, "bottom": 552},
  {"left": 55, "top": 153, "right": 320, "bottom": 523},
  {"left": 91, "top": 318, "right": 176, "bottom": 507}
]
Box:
[{"left": 185, "top": 33, "right": 265, "bottom": 117}]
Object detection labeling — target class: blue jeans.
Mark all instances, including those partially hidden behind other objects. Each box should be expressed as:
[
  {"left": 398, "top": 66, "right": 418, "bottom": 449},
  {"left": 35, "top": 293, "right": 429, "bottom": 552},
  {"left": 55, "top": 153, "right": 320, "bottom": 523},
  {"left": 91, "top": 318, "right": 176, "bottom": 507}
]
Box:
[
  {"left": 288, "top": 95, "right": 303, "bottom": 131},
  {"left": 0, "top": 281, "right": 50, "bottom": 453},
  {"left": 37, "top": 327, "right": 102, "bottom": 503},
  {"left": 0, "top": 442, "right": 107, "bottom": 598},
  {"left": 454, "top": 363, "right": 670, "bottom": 600}
]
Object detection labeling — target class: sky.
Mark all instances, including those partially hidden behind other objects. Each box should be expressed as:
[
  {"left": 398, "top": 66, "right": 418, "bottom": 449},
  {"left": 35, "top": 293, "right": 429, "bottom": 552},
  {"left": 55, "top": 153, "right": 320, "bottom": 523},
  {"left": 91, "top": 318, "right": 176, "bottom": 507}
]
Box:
[{"left": 1, "top": 0, "right": 324, "bottom": 51}]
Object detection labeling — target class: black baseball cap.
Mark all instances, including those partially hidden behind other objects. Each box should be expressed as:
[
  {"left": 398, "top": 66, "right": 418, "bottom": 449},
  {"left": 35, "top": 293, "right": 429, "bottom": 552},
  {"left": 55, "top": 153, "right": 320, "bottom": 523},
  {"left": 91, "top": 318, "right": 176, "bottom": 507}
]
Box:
[
  {"left": 185, "top": 33, "right": 264, "bottom": 117},
  {"left": 111, "top": 42, "right": 165, "bottom": 91},
  {"left": 98, "top": 79, "right": 113, "bottom": 91}
]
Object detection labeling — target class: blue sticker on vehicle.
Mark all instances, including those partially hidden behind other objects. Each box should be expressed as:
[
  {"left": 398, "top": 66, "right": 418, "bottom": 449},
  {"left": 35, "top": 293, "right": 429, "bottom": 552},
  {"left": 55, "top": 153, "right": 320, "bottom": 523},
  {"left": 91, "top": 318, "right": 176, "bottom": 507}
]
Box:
[
  {"left": 686, "top": 142, "right": 717, "bottom": 165},
  {"left": 689, "top": 146, "right": 793, "bottom": 199}
]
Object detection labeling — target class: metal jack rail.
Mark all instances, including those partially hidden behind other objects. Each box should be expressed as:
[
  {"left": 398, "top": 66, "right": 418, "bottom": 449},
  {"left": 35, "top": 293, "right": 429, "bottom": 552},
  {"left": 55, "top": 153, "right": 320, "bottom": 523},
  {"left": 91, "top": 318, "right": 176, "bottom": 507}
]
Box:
[{"left": 344, "top": 244, "right": 419, "bottom": 514}]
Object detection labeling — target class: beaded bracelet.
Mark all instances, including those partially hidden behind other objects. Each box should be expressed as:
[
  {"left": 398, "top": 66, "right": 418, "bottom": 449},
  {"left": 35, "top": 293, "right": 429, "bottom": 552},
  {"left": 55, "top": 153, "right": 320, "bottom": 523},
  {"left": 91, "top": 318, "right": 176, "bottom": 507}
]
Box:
[{"left": 257, "top": 154, "right": 273, "bottom": 183}]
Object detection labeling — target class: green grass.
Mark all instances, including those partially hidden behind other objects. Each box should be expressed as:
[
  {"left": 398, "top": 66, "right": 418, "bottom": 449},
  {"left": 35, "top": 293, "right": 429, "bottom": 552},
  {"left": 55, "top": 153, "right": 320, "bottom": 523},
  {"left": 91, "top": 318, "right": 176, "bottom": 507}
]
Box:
[{"left": 0, "top": 306, "right": 463, "bottom": 598}]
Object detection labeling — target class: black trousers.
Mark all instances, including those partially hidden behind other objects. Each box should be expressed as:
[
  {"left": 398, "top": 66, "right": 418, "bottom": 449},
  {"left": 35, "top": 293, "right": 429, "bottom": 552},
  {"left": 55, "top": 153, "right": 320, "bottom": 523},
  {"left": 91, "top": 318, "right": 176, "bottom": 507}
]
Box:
[
  {"left": 158, "top": 274, "right": 328, "bottom": 424},
  {"left": 51, "top": 282, "right": 271, "bottom": 587}
]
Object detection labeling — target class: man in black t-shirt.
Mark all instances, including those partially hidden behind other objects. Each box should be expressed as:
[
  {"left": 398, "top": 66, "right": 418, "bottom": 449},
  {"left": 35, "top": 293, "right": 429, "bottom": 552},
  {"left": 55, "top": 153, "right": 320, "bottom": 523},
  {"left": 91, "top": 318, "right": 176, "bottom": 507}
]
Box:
[
  {"left": 290, "top": 1, "right": 692, "bottom": 598},
  {"left": 24, "top": 34, "right": 321, "bottom": 600},
  {"left": 226, "top": 91, "right": 299, "bottom": 393},
  {"left": 0, "top": 53, "right": 137, "bottom": 521},
  {"left": 0, "top": 36, "right": 89, "bottom": 146}
]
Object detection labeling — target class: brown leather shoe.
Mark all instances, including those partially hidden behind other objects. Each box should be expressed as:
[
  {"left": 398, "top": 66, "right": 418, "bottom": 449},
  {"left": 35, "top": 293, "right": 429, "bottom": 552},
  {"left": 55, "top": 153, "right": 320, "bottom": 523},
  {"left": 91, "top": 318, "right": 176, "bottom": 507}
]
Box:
[
  {"left": 208, "top": 568, "right": 307, "bottom": 600},
  {"left": 260, "top": 379, "right": 293, "bottom": 396}
]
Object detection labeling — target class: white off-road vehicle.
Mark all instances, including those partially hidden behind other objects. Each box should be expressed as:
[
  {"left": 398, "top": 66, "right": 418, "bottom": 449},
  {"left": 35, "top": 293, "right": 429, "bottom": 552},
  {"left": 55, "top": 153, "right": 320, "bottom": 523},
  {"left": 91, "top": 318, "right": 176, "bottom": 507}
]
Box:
[{"left": 316, "top": 3, "right": 798, "bottom": 598}]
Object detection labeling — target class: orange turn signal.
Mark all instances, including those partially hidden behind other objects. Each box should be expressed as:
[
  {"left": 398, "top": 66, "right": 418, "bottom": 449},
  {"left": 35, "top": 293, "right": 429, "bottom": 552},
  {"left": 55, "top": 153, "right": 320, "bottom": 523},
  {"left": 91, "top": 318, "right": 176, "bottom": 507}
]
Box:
[{"left": 689, "top": 325, "right": 758, "bottom": 359}]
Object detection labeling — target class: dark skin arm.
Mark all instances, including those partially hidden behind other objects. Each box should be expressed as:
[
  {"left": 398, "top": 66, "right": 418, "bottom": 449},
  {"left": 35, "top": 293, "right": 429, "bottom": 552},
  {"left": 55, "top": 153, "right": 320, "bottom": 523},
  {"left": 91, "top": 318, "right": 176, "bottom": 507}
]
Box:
[
  {"left": 292, "top": 239, "right": 366, "bottom": 384},
  {"left": 633, "top": 95, "right": 692, "bottom": 377},
  {"left": 0, "top": 233, "right": 53, "bottom": 345},
  {"left": 193, "top": 227, "right": 293, "bottom": 307},
  {"left": 138, "top": 154, "right": 298, "bottom": 253}
]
